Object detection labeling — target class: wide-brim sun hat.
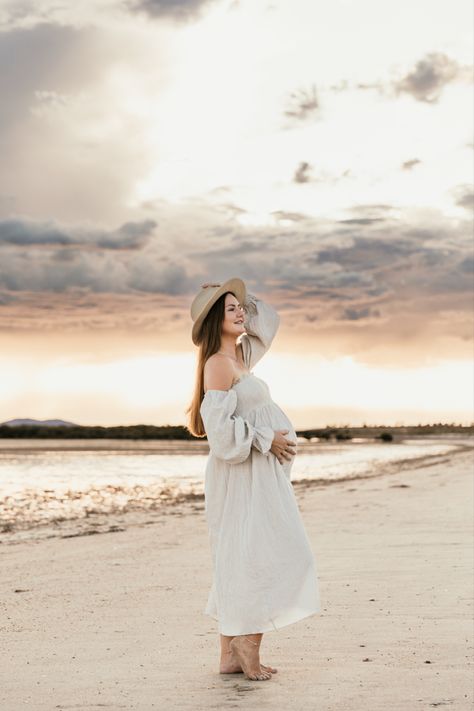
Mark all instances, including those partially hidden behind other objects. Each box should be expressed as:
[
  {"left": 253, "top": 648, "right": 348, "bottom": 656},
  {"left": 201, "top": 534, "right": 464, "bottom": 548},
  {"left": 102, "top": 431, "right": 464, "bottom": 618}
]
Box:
[{"left": 190, "top": 277, "right": 247, "bottom": 346}]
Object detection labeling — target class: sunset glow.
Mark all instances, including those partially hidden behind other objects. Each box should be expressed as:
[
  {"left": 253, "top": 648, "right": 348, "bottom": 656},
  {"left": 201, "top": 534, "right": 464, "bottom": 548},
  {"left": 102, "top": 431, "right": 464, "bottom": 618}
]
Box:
[{"left": 0, "top": 0, "right": 472, "bottom": 428}]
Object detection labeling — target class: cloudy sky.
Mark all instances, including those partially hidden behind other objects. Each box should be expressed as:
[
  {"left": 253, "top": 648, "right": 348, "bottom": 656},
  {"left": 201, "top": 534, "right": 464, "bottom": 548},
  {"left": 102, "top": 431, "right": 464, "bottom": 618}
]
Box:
[{"left": 0, "top": 0, "right": 472, "bottom": 428}]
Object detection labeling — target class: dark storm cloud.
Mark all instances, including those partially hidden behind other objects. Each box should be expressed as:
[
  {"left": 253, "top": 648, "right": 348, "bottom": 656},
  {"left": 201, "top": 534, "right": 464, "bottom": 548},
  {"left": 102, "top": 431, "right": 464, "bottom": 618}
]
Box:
[
  {"left": 314, "top": 236, "right": 415, "bottom": 268},
  {"left": 185, "top": 206, "right": 473, "bottom": 305},
  {"left": 393, "top": 52, "right": 469, "bottom": 104},
  {"left": 0, "top": 213, "right": 193, "bottom": 294},
  {"left": 99, "top": 220, "right": 158, "bottom": 249},
  {"left": 0, "top": 219, "right": 70, "bottom": 246},
  {"left": 127, "top": 257, "right": 192, "bottom": 294},
  {"left": 0, "top": 218, "right": 157, "bottom": 249},
  {"left": 324, "top": 53, "right": 471, "bottom": 106},
  {"left": 0, "top": 200, "right": 472, "bottom": 325},
  {"left": 129, "top": 0, "right": 217, "bottom": 21},
  {"left": 0, "top": 247, "right": 190, "bottom": 295}
]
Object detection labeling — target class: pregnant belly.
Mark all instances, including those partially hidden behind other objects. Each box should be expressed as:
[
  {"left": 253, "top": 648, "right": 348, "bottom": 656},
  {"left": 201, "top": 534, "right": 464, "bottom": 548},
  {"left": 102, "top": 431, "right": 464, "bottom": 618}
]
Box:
[
  {"left": 273, "top": 403, "right": 297, "bottom": 442},
  {"left": 255, "top": 402, "right": 298, "bottom": 476}
]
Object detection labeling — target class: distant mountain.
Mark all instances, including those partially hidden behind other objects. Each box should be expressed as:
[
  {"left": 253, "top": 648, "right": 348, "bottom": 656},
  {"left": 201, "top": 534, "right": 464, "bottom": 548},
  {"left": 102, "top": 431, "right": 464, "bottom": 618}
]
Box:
[{"left": 0, "top": 418, "right": 79, "bottom": 427}]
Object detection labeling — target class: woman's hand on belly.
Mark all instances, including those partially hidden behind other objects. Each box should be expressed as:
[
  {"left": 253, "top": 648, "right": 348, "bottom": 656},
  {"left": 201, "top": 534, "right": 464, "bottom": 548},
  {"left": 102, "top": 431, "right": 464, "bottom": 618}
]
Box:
[{"left": 270, "top": 429, "right": 297, "bottom": 465}]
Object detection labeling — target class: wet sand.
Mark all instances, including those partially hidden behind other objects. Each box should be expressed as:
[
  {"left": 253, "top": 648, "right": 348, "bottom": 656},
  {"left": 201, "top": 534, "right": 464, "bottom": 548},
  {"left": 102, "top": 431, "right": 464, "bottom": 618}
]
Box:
[{"left": 1, "top": 448, "right": 472, "bottom": 710}]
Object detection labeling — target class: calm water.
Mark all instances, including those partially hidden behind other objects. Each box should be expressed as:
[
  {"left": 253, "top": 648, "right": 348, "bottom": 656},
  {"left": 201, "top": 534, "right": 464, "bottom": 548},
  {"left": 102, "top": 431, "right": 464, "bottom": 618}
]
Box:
[{"left": 0, "top": 435, "right": 471, "bottom": 536}]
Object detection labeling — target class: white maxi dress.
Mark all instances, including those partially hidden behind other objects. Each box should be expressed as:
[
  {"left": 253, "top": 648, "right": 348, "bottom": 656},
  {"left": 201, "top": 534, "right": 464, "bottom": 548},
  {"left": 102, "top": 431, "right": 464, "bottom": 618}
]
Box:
[{"left": 200, "top": 292, "right": 320, "bottom": 636}]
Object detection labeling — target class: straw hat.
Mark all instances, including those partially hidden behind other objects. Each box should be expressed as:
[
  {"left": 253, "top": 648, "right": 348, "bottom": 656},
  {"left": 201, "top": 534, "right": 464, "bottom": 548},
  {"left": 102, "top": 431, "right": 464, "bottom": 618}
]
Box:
[{"left": 190, "top": 277, "right": 247, "bottom": 345}]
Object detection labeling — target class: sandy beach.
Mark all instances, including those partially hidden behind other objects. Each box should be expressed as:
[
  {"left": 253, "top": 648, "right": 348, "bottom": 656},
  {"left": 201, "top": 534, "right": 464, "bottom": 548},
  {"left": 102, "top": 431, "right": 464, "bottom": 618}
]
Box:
[{"left": 1, "top": 447, "right": 472, "bottom": 711}]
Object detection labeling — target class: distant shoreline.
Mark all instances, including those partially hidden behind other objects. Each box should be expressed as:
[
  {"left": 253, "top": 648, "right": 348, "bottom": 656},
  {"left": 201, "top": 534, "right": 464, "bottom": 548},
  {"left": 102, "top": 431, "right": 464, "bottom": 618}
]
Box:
[
  {"left": 0, "top": 432, "right": 470, "bottom": 455},
  {"left": 0, "top": 423, "right": 472, "bottom": 441}
]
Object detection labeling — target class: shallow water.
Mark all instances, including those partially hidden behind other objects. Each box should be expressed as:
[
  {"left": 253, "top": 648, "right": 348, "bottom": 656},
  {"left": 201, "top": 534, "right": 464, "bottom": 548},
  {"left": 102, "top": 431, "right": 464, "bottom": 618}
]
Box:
[{"left": 0, "top": 435, "right": 471, "bottom": 536}]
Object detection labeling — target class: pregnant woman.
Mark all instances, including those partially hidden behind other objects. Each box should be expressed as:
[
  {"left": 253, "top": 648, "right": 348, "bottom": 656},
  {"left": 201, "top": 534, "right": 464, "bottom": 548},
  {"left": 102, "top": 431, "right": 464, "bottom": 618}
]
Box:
[{"left": 186, "top": 277, "right": 320, "bottom": 681}]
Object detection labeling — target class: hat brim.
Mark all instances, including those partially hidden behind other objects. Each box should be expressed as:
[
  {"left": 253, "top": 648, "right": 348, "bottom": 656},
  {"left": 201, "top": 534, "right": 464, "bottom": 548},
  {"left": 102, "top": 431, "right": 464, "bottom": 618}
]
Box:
[{"left": 191, "top": 277, "right": 247, "bottom": 345}]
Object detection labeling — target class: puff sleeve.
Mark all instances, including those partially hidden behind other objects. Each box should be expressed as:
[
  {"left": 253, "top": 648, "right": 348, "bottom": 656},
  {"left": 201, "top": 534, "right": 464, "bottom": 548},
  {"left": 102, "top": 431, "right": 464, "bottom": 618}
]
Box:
[
  {"left": 200, "top": 389, "right": 274, "bottom": 464},
  {"left": 239, "top": 292, "right": 280, "bottom": 370}
]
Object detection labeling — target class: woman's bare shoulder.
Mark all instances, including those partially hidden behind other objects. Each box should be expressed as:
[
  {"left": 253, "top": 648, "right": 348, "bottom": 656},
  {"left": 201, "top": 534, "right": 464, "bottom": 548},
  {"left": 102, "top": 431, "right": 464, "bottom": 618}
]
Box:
[{"left": 204, "top": 354, "right": 234, "bottom": 391}]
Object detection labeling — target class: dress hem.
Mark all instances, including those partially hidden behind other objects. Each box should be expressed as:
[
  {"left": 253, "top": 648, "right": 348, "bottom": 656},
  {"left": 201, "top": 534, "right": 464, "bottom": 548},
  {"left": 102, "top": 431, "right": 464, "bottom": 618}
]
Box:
[{"left": 203, "top": 605, "right": 320, "bottom": 636}]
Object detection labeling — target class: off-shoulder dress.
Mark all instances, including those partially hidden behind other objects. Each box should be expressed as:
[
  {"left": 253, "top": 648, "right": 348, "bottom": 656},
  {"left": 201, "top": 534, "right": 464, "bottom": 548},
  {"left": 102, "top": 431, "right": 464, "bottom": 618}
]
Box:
[{"left": 200, "top": 292, "right": 320, "bottom": 636}]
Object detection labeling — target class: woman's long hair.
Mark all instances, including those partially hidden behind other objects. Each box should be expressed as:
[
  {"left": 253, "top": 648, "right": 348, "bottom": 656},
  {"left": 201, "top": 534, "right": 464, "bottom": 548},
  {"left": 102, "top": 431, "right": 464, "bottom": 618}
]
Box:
[{"left": 185, "top": 291, "right": 236, "bottom": 437}]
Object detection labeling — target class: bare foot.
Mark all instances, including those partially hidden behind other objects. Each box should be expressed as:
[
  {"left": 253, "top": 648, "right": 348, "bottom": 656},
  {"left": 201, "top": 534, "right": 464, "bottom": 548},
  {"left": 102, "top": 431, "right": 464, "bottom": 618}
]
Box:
[
  {"left": 219, "top": 652, "right": 277, "bottom": 674},
  {"left": 228, "top": 637, "right": 272, "bottom": 681}
]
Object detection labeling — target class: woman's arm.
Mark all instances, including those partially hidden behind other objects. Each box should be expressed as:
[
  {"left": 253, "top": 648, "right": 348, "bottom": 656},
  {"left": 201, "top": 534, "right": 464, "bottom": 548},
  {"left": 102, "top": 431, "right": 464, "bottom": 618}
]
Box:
[
  {"left": 239, "top": 292, "right": 280, "bottom": 370},
  {"left": 200, "top": 389, "right": 274, "bottom": 465}
]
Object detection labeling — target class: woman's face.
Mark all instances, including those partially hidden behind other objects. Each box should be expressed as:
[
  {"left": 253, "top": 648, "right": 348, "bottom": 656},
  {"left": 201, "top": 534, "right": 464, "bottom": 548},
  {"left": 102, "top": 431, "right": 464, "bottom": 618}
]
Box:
[{"left": 221, "top": 293, "right": 245, "bottom": 339}]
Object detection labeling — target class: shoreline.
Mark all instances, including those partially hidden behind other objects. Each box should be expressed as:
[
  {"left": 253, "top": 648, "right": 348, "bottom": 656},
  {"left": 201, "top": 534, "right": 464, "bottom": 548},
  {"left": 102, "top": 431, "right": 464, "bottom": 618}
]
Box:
[
  {"left": 0, "top": 431, "right": 470, "bottom": 452},
  {"left": 1, "top": 444, "right": 472, "bottom": 709},
  {"left": 1, "top": 442, "right": 471, "bottom": 546}
]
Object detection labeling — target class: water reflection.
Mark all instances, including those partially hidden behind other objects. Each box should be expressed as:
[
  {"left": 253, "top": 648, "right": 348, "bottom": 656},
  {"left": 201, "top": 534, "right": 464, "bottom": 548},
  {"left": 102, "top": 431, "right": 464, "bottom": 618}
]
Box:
[{"left": 0, "top": 436, "right": 470, "bottom": 537}]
